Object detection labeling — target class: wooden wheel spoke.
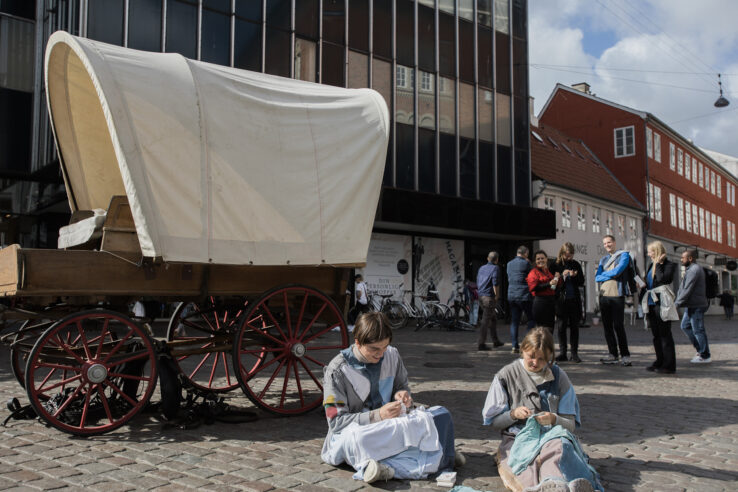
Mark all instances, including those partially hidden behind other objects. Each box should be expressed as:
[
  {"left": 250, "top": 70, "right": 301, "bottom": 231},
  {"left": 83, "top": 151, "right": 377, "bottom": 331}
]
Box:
[
  {"left": 97, "top": 385, "right": 114, "bottom": 423},
  {"left": 240, "top": 346, "right": 280, "bottom": 355},
  {"left": 243, "top": 319, "right": 285, "bottom": 347},
  {"left": 301, "top": 353, "right": 327, "bottom": 368},
  {"left": 260, "top": 303, "right": 289, "bottom": 342},
  {"left": 39, "top": 373, "right": 82, "bottom": 394},
  {"left": 221, "top": 352, "right": 232, "bottom": 385},
  {"left": 36, "top": 362, "right": 82, "bottom": 373},
  {"left": 52, "top": 383, "right": 85, "bottom": 418},
  {"left": 95, "top": 320, "right": 109, "bottom": 359},
  {"left": 301, "top": 319, "right": 335, "bottom": 345},
  {"left": 293, "top": 361, "right": 304, "bottom": 407},
  {"left": 295, "top": 291, "right": 309, "bottom": 342},
  {"left": 297, "top": 358, "right": 323, "bottom": 390},
  {"left": 101, "top": 330, "right": 135, "bottom": 364},
  {"left": 305, "top": 344, "right": 345, "bottom": 351},
  {"left": 107, "top": 371, "right": 151, "bottom": 382},
  {"left": 188, "top": 353, "right": 212, "bottom": 380},
  {"left": 208, "top": 350, "right": 220, "bottom": 386},
  {"left": 279, "top": 360, "right": 292, "bottom": 408},
  {"left": 76, "top": 321, "right": 93, "bottom": 359},
  {"left": 297, "top": 302, "right": 329, "bottom": 341},
  {"left": 244, "top": 353, "right": 285, "bottom": 379},
  {"left": 283, "top": 291, "right": 293, "bottom": 338},
  {"left": 51, "top": 335, "right": 85, "bottom": 365},
  {"left": 79, "top": 388, "right": 93, "bottom": 429},
  {"left": 257, "top": 358, "right": 286, "bottom": 400},
  {"left": 107, "top": 350, "right": 151, "bottom": 367},
  {"left": 104, "top": 379, "right": 138, "bottom": 407},
  {"left": 180, "top": 318, "right": 218, "bottom": 335}
]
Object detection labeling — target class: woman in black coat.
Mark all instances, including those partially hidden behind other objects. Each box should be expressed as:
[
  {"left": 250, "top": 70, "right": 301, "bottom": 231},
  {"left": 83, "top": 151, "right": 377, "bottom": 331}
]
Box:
[
  {"left": 551, "top": 242, "right": 585, "bottom": 363},
  {"left": 641, "top": 240, "right": 678, "bottom": 374}
]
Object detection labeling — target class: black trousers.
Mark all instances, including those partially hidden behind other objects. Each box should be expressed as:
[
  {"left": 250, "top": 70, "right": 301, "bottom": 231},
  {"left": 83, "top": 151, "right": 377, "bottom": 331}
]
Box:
[
  {"left": 647, "top": 310, "right": 676, "bottom": 371},
  {"left": 599, "top": 296, "right": 630, "bottom": 357},
  {"left": 557, "top": 298, "right": 580, "bottom": 355},
  {"left": 532, "top": 296, "right": 555, "bottom": 331}
]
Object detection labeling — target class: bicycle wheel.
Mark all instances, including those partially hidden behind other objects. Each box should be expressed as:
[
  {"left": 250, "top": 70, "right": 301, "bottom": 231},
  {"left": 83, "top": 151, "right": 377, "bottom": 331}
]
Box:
[{"left": 382, "top": 302, "right": 408, "bottom": 329}]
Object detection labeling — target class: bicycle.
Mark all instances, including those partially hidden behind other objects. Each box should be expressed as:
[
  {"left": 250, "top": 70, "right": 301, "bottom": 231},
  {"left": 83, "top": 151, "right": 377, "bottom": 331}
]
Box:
[{"left": 365, "top": 290, "right": 408, "bottom": 329}]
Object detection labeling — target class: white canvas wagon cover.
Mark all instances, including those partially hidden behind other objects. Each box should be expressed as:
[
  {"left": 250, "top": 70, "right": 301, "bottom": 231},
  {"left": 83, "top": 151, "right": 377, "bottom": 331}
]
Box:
[{"left": 45, "top": 31, "right": 389, "bottom": 266}]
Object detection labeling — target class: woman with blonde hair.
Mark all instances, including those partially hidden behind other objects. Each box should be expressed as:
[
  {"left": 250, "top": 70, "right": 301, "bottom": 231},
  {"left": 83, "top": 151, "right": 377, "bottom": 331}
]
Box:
[
  {"left": 551, "top": 242, "right": 585, "bottom": 363},
  {"left": 482, "top": 327, "right": 602, "bottom": 491},
  {"left": 640, "top": 240, "right": 677, "bottom": 374}
]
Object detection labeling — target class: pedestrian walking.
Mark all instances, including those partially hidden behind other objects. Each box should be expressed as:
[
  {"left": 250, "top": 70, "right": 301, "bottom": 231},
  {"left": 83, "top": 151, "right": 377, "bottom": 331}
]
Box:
[
  {"left": 640, "top": 241, "right": 678, "bottom": 374},
  {"left": 477, "top": 251, "right": 503, "bottom": 350},
  {"left": 551, "top": 242, "right": 584, "bottom": 363},
  {"left": 526, "top": 250, "right": 559, "bottom": 331},
  {"left": 718, "top": 290, "right": 734, "bottom": 320},
  {"left": 674, "top": 248, "right": 711, "bottom": 363},
  {"left": 507, "top": 245, "right": 534, "bottom": 354},
  {"left": 594, "top": 235, "right": 633, "bottom": 366}
]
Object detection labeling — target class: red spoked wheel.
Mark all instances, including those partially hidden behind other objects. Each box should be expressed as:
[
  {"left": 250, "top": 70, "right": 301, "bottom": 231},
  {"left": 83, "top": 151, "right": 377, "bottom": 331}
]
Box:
[
  {"left": 25, "top": 310, "right": 158, "bottom": 436},
  {"left": 232, "top": 284, "right": 349, "bottom": 415},
  {"left": 166, "top": 298, "right": 253, "bottom": 392}
]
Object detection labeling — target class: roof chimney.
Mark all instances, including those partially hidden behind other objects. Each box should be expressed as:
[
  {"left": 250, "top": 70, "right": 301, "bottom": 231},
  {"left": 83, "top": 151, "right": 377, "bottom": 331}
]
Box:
[
  {"left": 572, "top": 82, "right": 591, "bottom": 95},
  {"left": 529, "top": 96, "right": 538, "bottom": 127}
]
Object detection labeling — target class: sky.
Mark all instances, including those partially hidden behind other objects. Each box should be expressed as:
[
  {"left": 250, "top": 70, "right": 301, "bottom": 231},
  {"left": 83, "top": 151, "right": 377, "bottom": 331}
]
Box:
[{"left": 528, "top": 0, "right": 738, "bottom": 158}]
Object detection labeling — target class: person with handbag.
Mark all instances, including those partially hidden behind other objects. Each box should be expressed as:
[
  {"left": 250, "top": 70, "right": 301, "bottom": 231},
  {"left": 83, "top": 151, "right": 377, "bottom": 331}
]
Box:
[
  {"left": 551, "top": 243, "right": 585, "bottom": 363},
  {"left": 526, "top": 250, "right": 560, "bottom": 331},
  {"left": 640, "top": 240, "right": 678, "bottom": 374}
]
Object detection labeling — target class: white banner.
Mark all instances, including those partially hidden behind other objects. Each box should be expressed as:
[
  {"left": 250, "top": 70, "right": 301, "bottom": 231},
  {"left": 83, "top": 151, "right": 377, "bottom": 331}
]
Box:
[
  {"left": 414, "top": 237, "right": 465, "bottom": 305},
  {"left": 361, "top": 233, "right": 413, "bottom": 298}
]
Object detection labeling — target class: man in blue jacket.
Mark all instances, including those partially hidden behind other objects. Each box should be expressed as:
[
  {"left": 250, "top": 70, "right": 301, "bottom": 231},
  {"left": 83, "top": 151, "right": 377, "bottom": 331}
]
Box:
[
  {"left": 594, "top": 235, "right": 632, "bottom": 366},
  {"left": 507, "top": 245, "right": 534, "bottom": 353},
  {"left": 477, "top": 251, "right": 503, "bottom": 350},
  {"left": 675, "top": 248, "right": 710, "bottom": 363}
]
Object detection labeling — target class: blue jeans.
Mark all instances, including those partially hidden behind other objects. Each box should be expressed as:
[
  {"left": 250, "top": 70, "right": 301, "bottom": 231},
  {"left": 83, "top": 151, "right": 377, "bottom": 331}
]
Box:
[
  {"left": 680, "top": 307, "right": 710, "bottom": 358},
  {"left": 469, "top": 299, "right": 480, "bottom": 325},
  {"left": 509, "top": 300, "right": 534, "bottom": 349}
]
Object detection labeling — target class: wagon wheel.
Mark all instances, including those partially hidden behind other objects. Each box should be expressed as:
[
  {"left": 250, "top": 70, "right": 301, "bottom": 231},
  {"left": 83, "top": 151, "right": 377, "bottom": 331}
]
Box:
[
  {"left": 25, "top": 310, "right": 158, "bottom": 436},
  {"left": 10, "top": 319, "right": 55, "bottom": 388},
  {"left": 232, "top": 284, "right": 349, "bottom": 415},
  {"left": 167, "top": 298, "right": 257, "bottom": 392}
]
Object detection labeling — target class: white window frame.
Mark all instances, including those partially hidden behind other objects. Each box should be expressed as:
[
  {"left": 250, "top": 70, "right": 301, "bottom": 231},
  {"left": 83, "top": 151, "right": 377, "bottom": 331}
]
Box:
[
  {"left": 692, "top": 204, "right": 699, "bottom": 234},
  {"left": 617, "top": 214, "right": 625, "bottom": 237},
  {"left": 669, "top": 142, "right": 676, "bottom": 170},
  {"left": 629, "top": 217, "right": 637, "bottom": 240},
  {"left": 717, "top": 175, "right": 722, "bottom": 198},
  {"left": 699, "top": 208, "right": 705, "bottom": 237},
  {"left": 677, "top": 196, "right": 684, "bottom": 230},
  {"left": 669, "top": 193, "right": 676, "bottom": 226},
  {"left": 654, "top": 186, "right": 662, "bottom": 222},
  {"left": 654, "top": 133, "right": 661, "bottom": 162},
  {"left": 699, "top": 162, "right": 704, "bottom": 188},
  {"left": 692, "top": 159, "right": 697, "bottom": 184},
  {"left": 648, "top": 183, "right": 655, "bottom": 219},
  {"left": 614, "top": 126, "right": 635, "bottom": 158},
  {"left": 606, "top": 211, "right": 614, "bottom": 235},
  {"left": 685, "top": 200, "right": 692, "bottom": 233},
  {"left": 592, "top": 207, "right": 601, "bottom": 234},
  {"left": 677, "top": 148, "right": 683, "bottom": 175},
  {"left": 711, "top": 171, "right": 716, "bottom": 194},
  {"left": 646, "top": 127, "right": 653, "bottom": 158},
  {"left": 684, "top": 154, "right": 691, "bottom": 180},
  {"left": 577, "top": 203, "right": 586, "bottom": 231},
  {"left": 561, "top": 200, "right": 571, "bottom": 228},
  {"left": 544, "top": 195, "right": 555, "bottom": 210},
  {"left": 711, "top": 212, "right": 717, "bottom": 241},
  {"left": 420, "top": 71, "right": 433, "bottom": 92},
  {"left": 718, "top": 216, "right": 722, "bottom": 243}
]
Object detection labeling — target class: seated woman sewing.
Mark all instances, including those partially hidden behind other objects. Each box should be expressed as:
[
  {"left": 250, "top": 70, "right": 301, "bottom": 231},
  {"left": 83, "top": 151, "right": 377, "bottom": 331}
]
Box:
[
  {"left": 482, "top": 327, "right": 602, "bottom": 492},
  {"left": 321, "top": 312, "right": 463, "bottom": 483}
]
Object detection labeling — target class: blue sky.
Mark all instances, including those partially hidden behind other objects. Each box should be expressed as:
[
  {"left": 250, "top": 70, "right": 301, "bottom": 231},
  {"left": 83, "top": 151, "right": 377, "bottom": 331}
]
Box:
[{"left": 529, "top": 0, "right": 738, "bottom": 160}]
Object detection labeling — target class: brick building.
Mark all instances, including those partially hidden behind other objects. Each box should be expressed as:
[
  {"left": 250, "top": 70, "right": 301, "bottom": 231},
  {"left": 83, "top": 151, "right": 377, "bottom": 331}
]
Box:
[{"left": 540, "top": 83, "right": 738, "bottom": 295}]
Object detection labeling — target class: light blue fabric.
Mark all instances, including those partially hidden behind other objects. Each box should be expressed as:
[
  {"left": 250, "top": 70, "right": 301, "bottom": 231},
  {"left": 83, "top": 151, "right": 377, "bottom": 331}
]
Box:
[
  {"left": 353, "top": 445, "right": 443, "bottom": 480},
  {"left": 507, "top": 417, "right": 602, "bottom": 490},
  {"left": 449, "top": 486, "right": 490, "bottom": 492}
]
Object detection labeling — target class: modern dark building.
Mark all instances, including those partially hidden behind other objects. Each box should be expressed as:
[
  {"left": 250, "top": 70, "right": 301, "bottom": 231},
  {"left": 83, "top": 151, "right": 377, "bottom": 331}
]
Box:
[{"left": 1, "top": 0, "right": 553, "bottom": 301}]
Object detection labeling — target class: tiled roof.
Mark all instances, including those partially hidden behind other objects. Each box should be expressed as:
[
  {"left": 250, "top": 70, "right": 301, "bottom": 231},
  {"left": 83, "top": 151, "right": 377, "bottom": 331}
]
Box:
[{"left": 530, "top": 124, "right": 645, "bottom": 211}]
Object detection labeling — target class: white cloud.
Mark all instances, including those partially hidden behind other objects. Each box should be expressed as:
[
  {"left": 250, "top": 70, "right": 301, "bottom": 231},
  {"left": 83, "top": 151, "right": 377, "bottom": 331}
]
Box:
[{"left": 529, "top": 0, "right": 738, "bottom": 158}]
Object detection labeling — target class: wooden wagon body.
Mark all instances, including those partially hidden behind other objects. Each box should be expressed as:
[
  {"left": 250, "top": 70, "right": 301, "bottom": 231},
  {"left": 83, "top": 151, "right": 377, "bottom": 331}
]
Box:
[{"left": 0, "top": 31, "right": 389, "bottom": 435}]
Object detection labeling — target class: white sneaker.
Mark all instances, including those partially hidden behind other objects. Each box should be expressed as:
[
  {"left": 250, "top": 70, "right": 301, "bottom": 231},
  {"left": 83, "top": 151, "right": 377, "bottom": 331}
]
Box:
[
  {"left": 600, "top": 354, "right": 619, "bottom": 364},
  {"left": 621, "top": 356, "right": 632, "bottom": 366},
  {"left": 363, "top": 459, "right": 394, "bottom": 483},
  {"left": 690, "top": 355, "right": 712, "bottom": 363}
]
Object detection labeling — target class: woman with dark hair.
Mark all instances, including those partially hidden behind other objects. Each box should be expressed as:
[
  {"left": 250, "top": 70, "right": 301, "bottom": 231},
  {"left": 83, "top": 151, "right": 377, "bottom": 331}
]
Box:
[
  {"left": 526, "top": 250, "right": 560, "bottom": 331},
  {"left": 321, "top": 312, "right": 463, "bottom": 483},
  {"left": 551, "top": 243, "right": 584, "bottom": 363}
]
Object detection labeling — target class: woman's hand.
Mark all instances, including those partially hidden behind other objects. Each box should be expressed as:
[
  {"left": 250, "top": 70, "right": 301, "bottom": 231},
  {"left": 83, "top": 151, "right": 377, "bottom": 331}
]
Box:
[
  {"left": 394, "top": 390, "right": 413, "bottom": 408},
  {"left": 657, "top": 253, "right": 666, "bottom": 264},
  {"left": 379, "top": 401, "right": 404, "bottom": 420},
  {"left": 534, "top": 412, "right": 557, "bottom": 426},
  {"left": 511, "top": 406, "right": 532, "bottom": 420}
]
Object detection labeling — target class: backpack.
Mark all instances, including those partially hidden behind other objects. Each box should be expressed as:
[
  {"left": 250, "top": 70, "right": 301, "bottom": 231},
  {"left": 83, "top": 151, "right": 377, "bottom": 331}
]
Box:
[
  {"left": 615, "top": 253, "right": 638, "bottom": 295},
  {"left": 703, "top": 267, "right": 719, "bottom": 299}
]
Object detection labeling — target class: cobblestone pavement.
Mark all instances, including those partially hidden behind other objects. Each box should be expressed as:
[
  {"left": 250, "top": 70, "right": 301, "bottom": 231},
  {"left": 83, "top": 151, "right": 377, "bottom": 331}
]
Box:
[{"left": 1, "top": 315, "right": 737, "bottom": 491}]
